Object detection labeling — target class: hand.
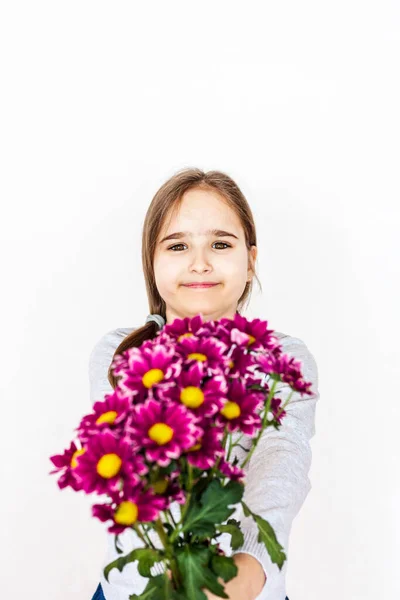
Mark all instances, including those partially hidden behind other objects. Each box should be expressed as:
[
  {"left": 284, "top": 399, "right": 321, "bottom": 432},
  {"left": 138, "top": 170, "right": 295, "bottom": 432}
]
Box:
[{"left": 165, "top": 553, "right": 266, "bottom": 600}]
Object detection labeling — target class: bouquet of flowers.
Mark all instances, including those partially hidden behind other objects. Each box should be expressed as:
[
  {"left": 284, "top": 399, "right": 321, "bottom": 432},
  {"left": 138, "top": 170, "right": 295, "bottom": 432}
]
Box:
[{"left": 49, "top": 314, "right": 313, "bottom": 600}]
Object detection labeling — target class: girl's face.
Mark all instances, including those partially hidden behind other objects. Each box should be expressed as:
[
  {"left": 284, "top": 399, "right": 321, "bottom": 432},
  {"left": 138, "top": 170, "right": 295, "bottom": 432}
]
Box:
[{"left": 153, "top": 187, "right": 257, "bottom": 325}]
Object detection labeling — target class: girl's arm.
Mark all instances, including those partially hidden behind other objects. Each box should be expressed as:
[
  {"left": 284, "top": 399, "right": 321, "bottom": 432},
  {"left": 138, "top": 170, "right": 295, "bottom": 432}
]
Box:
[
  {"left": 204, "top": 552, "right": 266, "bottom": 600},
  {"left": 228, "top": 336, "right": 320, "bottom": 599}
]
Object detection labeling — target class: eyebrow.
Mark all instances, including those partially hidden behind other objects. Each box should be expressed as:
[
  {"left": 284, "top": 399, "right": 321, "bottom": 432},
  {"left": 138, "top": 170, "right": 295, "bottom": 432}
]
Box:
[{"left": 159, "top": 229, "right": 239, "bottom": 244}]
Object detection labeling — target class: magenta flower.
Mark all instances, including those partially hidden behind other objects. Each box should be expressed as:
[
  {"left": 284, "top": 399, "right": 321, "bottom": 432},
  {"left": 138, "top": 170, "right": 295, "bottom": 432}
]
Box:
[
  {"left": 257, "top": 351, "right": 313, "bottom": 395},
  {"left": 215, "top": 313, "right": 278, "bottom": 353},
  {"left": 268, "top": 396, "right": 287, "bottom": 425},
  {"left": 74, "top": 431, "right": 148, "bottom": 495},
  {"left": 115, "top": 343, "right": 182, "bottom": 401},
  {"left": 175, "top": 334, "right": 229, "bottom": 375},
  {"left": 76, "top": 390, "right": 131, "bottom": 443},
  {"left": 110, "top": 341, "right": 162, "bottom": 385},
  {"left": 162, "top": 475, "right": 186, "bottom": 505},
  {"left": 160, "top": 361, "right": 227, "bottom": 422},
  {"left": 160, "top": 314, "right": 217, "bottom": 342},
  {"left": 184, "top": 425, "right": 225, "bottom": 470},
  {"left": 221, "top": 343, "right": 257, "bottom": 381},
  {"left": 218, "top": 458, "right": 245, "bottom": 483},
  {"left": 147, "top": 471, "right": 186, "bottom": 506},
  {"left": 92, "top": 480, "right": 168, "bottom": 533},
  {"left": 215, "top": 378, "right": 264, "bottom": 435},
  {"left": 49, "top": 441, "right": 85, "bottom": 491},
  {"left": 127, "top": 398, "right": 202, "bottom": 467}
]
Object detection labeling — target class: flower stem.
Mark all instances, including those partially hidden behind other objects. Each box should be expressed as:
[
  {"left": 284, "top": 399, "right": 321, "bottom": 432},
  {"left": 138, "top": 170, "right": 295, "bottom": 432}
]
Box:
[
  {"left": 140, "top": 525, "right": 157, "bottom": 550},
  {"left": 154, "top": 517, "right": 181, "bottom": 588},
  {"left": 240, "top": 380, "right": 278, "bottom": 469},
  {"left": 170, "top": 461, "right": 195, "bottom": 543},
  {"left": 226, "top": 432, "right": 233, "bottom": 462},
  {"left": 168, "top": 508, "right": 178, "bottom": 527},
  {"left": 208, "top": 426, "right": 228, "bottom": 481},
  {"left": 275, "top": 389, "right": 294, "bottom": 420},
  {"left": 165, "top": 509, "right": 177, "bottom": 529},
  {"left": 230, "top": 431, "right": 245, "bottom": 450},
  {"left": 133, "top": 523, "right": 150, "bottom": 547}
]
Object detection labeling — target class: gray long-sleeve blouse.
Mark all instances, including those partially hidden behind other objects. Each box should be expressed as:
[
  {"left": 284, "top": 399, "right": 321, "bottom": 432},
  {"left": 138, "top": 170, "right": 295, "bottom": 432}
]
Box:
[{"left": 88, "top": 326, "right": 319, "bottom": 600}]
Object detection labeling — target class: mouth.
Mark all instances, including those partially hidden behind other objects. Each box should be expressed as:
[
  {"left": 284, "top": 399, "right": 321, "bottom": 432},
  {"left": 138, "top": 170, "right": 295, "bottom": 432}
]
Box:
[{"left": 182, "top": 283, "right": 219, "bottom": 289}]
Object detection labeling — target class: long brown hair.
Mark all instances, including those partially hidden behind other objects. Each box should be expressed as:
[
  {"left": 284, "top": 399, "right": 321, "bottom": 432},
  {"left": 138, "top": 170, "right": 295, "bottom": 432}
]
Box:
[{"left": 108, "top": 167, "right": 262, "bottom": 388}]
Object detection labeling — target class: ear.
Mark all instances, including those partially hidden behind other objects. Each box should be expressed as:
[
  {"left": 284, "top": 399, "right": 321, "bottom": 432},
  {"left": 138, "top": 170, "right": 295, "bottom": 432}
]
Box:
[{"left": 247, "top": 245, "right": 257, "bottom": 282}]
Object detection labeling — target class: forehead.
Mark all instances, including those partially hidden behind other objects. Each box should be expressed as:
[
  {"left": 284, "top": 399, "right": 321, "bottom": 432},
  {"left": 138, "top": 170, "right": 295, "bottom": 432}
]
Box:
[{"left": 162, "top": 187, "right": 241, "bottom": 233}]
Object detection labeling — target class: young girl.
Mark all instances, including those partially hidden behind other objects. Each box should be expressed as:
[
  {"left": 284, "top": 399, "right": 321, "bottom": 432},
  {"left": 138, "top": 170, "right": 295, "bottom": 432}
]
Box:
[{"left": 88, "top": 167, "right": 319, "bottom": 600}]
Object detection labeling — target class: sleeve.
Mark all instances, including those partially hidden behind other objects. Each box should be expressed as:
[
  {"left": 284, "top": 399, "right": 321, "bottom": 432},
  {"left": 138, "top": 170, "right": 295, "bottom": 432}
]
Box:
[
  {"left": 230, "top": 336, "right": 320, "bottom": 600},
  {"left": 88, "top": 329, "right": 123, "bottom": 405}
]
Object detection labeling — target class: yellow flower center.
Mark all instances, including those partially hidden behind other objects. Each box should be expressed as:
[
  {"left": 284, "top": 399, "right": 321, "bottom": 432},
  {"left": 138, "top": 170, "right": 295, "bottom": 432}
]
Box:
[
  {"left": 178, "top": 333, "right": 194, "bottom": 342},
  {"left": 247, "top": 334, "right": 256, "bottom": 345},
  {"left": 114, "top": 501, "right": 139, "bottom": 525},
  {"left": 96, "top": 410, "right": 118, "bottom": 425},
  {"left": 187, "top": 352, "right": 207, "bottom": 362},
  {"left": 153, "top": 477, "right": 169, "bottom": 494},
  {"left": 228, "top": 360, "right": 234, "bottom": 369},
  {"left": 180, "top": 386, "right": 205, "bottom": 408},
  {"left": 70, "top": 448, "right": 85, "bottom": 468},
  {"left": 220, "top": 401, "right": 241, "bottom": 420},
  {"left": 142, "top": 368, "right": 164, "bottom": 388},
  {"left": 96, "top": 453, "right": 122, "bottom": 478},
  {"left": 148, "top": 423, "right": 174, "bottom": 445}
]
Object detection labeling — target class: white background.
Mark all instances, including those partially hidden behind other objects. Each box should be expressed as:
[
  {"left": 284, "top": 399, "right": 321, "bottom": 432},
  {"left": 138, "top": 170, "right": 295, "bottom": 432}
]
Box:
[{"left": 1, "top": 2, "right": 399, "bottom": 599}]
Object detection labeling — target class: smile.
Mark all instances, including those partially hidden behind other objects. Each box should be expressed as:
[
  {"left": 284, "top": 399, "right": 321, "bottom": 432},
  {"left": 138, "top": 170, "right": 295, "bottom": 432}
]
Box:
[{"left": 182, "top": 284, "right": 219, "bottom": 289}]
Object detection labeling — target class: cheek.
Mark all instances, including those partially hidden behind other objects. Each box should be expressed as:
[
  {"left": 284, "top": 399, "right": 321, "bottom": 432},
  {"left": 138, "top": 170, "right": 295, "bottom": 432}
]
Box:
[
  {"left": 154, "top": 257, "right": 179, "bottom": 288},
  {"left": 157, "top": 255, "right": 178, "bottom": 274},
  {"left": 222, "top": 255, "right": 247, "bottom": 277}
]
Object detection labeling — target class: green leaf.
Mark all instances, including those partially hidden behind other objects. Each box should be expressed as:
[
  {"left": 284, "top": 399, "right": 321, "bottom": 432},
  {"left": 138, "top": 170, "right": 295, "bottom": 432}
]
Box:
[
  {"left": 103, "top": 547, "right": 165, "bottom": 582},
  {"left": 189, "top": 521, "right": 217, "bottom": 538},
  {"left": 191, "top": 474, "right": 211, "bottom": 496},
  {"left": 241, "top": 501, "right": 286, "bottom": 569},
  {"left": 128, "top": 573, "right": 183, "bottom": 600},
  {"left": 182, "top": 479, "right": 244, "bottom": 535},
  {"left": 210, "top": 554, "right": 238, "bottom": 582},
  {"left": 176, "top": 545, "right": 229, "bottom": 600},
  {"left": 215, "top": 518, "right": 244, "bottom": 550}
]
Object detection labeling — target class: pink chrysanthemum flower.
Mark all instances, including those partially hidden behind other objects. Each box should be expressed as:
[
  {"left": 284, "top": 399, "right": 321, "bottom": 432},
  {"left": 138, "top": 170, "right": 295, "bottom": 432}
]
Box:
[
  {"left": 216, "top": 313, "right": 278, "bottom": 353},
  {"left": 74, "top": 431, "right": 148, "bottom": 495},
  {"left": 160, "top": 361, "right": 227, "bottom": 421},
  {"left": 268, "top": 396, "right": 287, "bottom": 425},
  {"left": 127, "top": 398, "right": 202, "bottom": 467},
  {"left": 49, "top": 441, "right": 85, "bottom": 491},
  {"left": 76, "top": 390, "right": 131, "bottom": 443},
  {"left": 173, "top": 334, "right": 229, "bottom": 375},
  {"left": 221, "top": 343, "right": 257, "bottom": 380},
  {"left": 160, "top": 314, "right": 217, "bottom": 343},
  {"left": 115, "top": 343, "right": 182, "bottom": 401},
  {"left": 92, "top": 480, "right": 168, "bottom": 534},
  {"left": 218, "top": 458, "right": 245, "bottom": 483},
  {"left": 257, "top": 352, "right": 313, "bottom": 395},
  {"left": 148, "top": 471, "right": 186, "bottom": 506},
  {"left": 215, "top": 378, "right": 264, "bottom": 435},
  {"left": 176, "top": 336, "right": 228, "bottom": 373},
  {"left": 183, "top": 425, "right": 225, "bottom": 470},
  {"left": 110, "top": 337, "right": 159, "bottom": 382}
]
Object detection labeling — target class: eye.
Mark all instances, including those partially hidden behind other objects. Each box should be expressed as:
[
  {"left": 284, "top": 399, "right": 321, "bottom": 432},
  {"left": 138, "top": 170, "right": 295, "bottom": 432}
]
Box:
[{"left": 167, "top": 242, "right": 232, "bottom": 251}]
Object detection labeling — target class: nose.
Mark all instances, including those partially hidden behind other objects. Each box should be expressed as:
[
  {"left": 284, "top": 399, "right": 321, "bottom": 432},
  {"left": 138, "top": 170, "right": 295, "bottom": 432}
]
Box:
[{"left": 189, "top": 247, "right": 213, "bottom": 274}]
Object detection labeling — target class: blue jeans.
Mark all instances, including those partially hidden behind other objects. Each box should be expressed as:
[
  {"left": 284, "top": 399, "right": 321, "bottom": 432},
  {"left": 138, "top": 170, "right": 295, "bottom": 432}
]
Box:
[
  {"left": 91, "top": 583, "right": 106, "bottom": 600},
  {"left": 91, "top": 582, "right": 289, "bottom": 599}
]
